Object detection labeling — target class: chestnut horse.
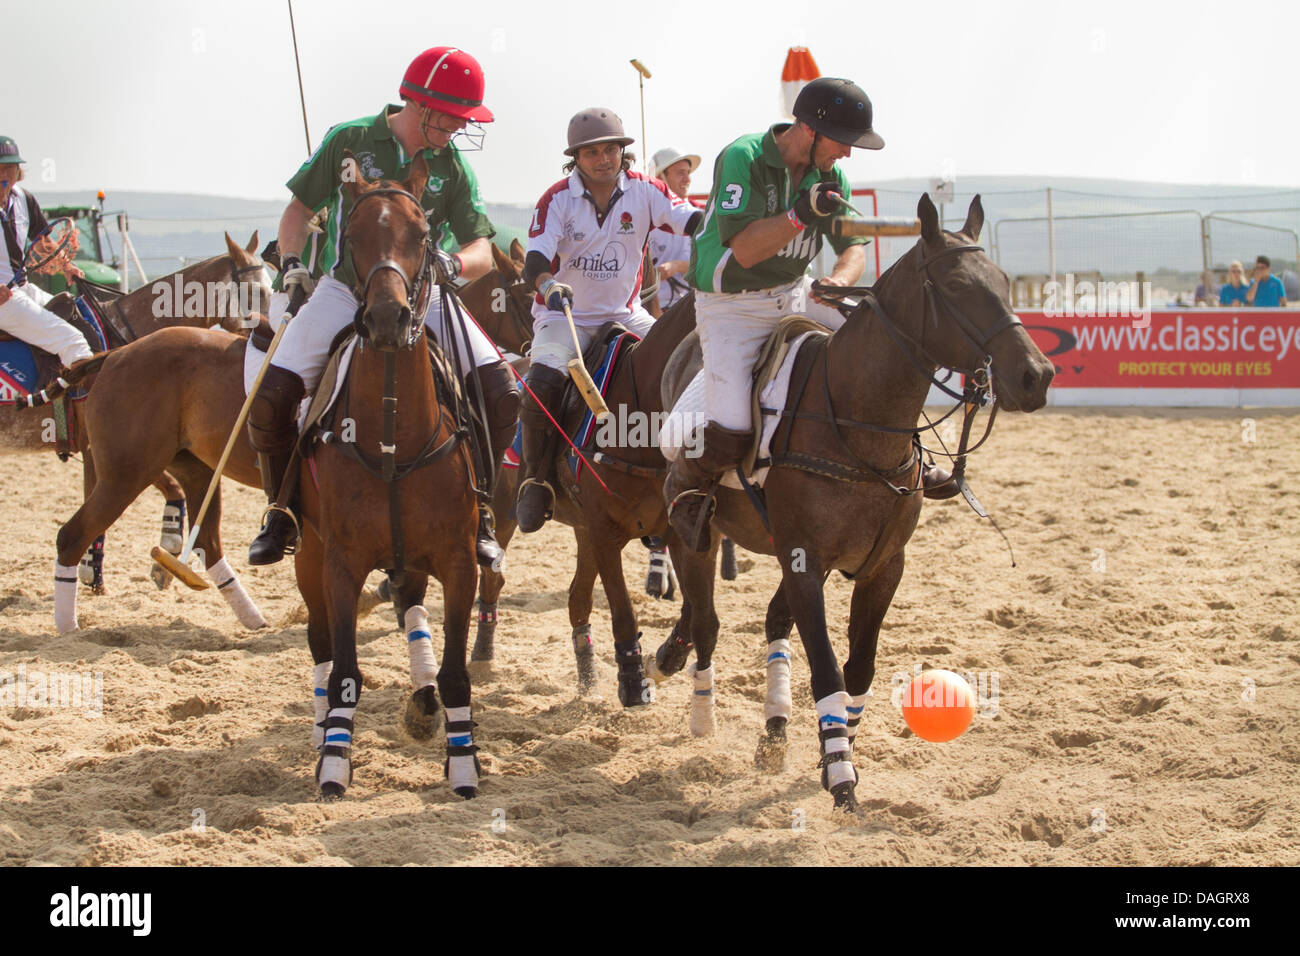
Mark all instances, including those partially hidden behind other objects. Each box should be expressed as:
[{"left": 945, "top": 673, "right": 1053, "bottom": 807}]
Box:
[
  {"left": 47, "top": 158, "right": 483, "bottom": 800},
  {"left": 648, "top": 195, "right": 1055, "bottom": 811},
  {"left": 9, "top": 233, "right": 271, "bottom": 594}
]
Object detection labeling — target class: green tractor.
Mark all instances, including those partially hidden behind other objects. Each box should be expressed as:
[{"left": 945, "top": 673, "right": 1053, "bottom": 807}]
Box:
[{"left": 30, "top": 195, "right": 123, "bottom": 295}]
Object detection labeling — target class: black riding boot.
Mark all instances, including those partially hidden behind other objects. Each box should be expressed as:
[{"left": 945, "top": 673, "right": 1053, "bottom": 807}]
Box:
[
  {"left": 515, "top": 364, "right": 568, "bottom": 534},
  {"left": 246, "top": 365, "right": 306, "bottom": 566},
  {"left": 466, "top": 362, "right": 521, "bottom": 572},
  {"left": 664, "top": 422, "right": 753, "bottom": 552}
]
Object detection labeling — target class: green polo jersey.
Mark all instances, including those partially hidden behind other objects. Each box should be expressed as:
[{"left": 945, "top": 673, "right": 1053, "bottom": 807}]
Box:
[
  {"left": 286, "top": 105, "right": 494, "bottom": 289},
  {"left": 689, "top": 123, "right": 866, "bottom": 294}
]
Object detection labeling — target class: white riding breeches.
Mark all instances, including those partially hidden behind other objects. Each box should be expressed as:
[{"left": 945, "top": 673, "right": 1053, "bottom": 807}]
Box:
[
  {"left": 695, "top": 275, "right": 847, "bottom": 432},
  {"left": 0, "top": 282, "right": 93, "bottom": 366},
  {"left": 529, "top": 304, "right": 656, "bottom": 371},
  {"left": 268, "top": 275, "right": 500, "bottom": 392}
]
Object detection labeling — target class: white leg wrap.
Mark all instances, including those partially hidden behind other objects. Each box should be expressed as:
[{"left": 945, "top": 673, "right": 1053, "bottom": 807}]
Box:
[
  {"left": 205, "top": 557, "right": 267, "bottom": 629},
  {"left": 445, "top": 705, "right": 479, "bottom": 792},
  {"left": 817, "top": 691, "right": 856, "bottom": 790},
  {"left": 846, "top": 690, "right": 871, "bottom": 750},
  {"left": 648, "top": 549, "right": 671, "bottom": 594},
  {"left": 312, "top": 661, "right": 332, "bottom": 750},
  {"left": 405, "top": 605, "right": 438, "bottom": 689},
  {"left": 318, "top": 705, "right": 355, "bottom": 788},
  {"left": 54, "top": 562, "right": 79, "bottom": 633},
  {"left": 764, "top": 639, "right": 793, "bottom": 721},
  {"left": 687, "top": 661, "right": 716, "bottom": 737}
]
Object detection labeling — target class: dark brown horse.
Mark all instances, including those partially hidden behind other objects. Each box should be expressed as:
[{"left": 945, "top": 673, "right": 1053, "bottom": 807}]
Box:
[
  {"left": 7, "top": 233, "right": 271, "bottom": 594},
  {"left": 648, "top": 195, "right": 1054, "bottom": 810}
]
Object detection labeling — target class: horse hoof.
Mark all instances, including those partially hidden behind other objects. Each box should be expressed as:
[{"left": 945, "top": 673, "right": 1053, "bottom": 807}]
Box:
[
  {"left": 150, "top": 562, "right": 173, "bottom": 591},
  {"left": 453, "top": 786, "right": 478, "bottom": 800},
  {"left": 470, "top": 626, "right": 495, "bottom": 662},
  {"left": 91, "top": 582, "right": 107, "bottom": 597},
  {"left": 830, "top": 782, "right": 858, "bottom": 813},
  {"left": 575, "top": 656, "right": 597, "bottom": 696},
  {"left": 754, "top": 735, "right": 787, "bottom": 774},
  {"left": 618, "top": 676, "right": 654, "bottom": 708},
  {"left": 403, "top": 685, "right": 440, "bottom": 740},
  {"left": 319, "top": 782, "right": 346, "bottom": 802}
]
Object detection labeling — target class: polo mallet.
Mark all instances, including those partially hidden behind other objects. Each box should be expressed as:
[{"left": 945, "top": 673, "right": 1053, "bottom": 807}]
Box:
[
  {"left": 562, "top": 302, "right": 610, "bottom": 422},
  {"left": 830, "top": 216, "right": 923, "bottom": 239},
  {"left": 150, "top": 287, "right": 308, "bottom": 589}
]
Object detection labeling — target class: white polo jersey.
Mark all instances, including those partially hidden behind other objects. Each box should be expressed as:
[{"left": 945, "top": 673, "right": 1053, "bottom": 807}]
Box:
[
  {"left": 527, "top": 169, "right": 696, "bottom": 328},
  {"left": 648, "top": 195, "right": 702, "bottom": 309}
]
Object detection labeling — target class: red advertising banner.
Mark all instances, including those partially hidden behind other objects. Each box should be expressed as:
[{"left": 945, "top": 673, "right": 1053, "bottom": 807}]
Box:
[{"left": 1020, "top": 309, "right": 1300, "bottom": 389}]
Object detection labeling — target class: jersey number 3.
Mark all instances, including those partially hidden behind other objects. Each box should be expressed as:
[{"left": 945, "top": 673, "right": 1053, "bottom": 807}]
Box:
[{"left": 719, "top": 184, "right": 744, "bottom": 210}]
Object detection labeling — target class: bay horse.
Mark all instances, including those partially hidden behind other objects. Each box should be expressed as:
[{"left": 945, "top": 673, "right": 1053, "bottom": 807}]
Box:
[
  {"left": 47, "top": 156, "right": 483, "bottom": 800},
  {"left": 648, "top": 195, "right": 1055, "bottom": 811},
  {"left": 6, "top": 233, "right": 271, "bottom": 594},
  {"left": 450, "top": 242, "right": 730, "bottom": 682},
  {"left": 299, "top": 155, "right": 481, "bottom": 800}
]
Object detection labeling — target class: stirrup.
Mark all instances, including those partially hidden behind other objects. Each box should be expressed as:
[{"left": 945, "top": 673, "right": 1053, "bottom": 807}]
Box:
[
  {"left": 667, "top": 487, "right": 716, "bottom": 552},
  {"left": 921, "top": 465, "right": 960, "bottom": 501},
  {"left": 258, "top": 504, "right": 301, "bottom": 554},
  {"left": 516, "top": 477, "right": 555, "bottom": 532}
]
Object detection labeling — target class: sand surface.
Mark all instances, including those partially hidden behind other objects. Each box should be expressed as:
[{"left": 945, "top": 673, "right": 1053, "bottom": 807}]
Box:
[{"left": 1, "top": 407, "right": 1297, "bottom": 866}]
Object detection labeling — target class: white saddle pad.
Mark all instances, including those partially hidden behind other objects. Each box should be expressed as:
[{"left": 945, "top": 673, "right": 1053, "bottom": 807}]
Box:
[
  {"left": 659, "top": 330, "right": 822, "bottom": 490},
  {"left": 244, "top": 335, "right": 358, "bottom": 431}
]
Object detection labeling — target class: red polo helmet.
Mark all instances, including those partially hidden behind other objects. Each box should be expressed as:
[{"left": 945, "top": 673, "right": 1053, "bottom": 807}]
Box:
[{"left": 400, "top": 47, "right": 493, "bottom": 122}]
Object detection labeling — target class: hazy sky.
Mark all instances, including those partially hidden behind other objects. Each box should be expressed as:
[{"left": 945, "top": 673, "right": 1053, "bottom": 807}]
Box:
[{"left": 8, "top": 0, "right": 1297, "bottom": 205}]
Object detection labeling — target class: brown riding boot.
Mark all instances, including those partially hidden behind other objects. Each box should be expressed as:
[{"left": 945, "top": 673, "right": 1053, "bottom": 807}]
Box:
[
  {"left": 664, "top": 422, "right": 753, "bottom": 552},
  {"left": 247, "top": 365, "right": 306, "bottom": 565},
  {"left": 467, "top": 362, "right": 521, "bottom": 571},
  {"left": 515, "top": 364, "right": 568, "bottom": 534}
]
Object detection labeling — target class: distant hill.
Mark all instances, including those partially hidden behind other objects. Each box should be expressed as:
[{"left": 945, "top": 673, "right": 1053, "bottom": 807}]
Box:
[{"left": 37, "top": 175, "right": 1300, "bottom": 284}]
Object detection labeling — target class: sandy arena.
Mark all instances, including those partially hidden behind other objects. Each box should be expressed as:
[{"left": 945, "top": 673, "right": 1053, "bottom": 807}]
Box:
[{"left": 1, "top": 406, "right": 1297, "bottom": 865}]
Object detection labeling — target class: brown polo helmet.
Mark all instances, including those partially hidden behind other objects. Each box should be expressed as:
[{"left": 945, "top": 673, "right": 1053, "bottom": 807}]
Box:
[{"left": 565, "top": 108, "right": 634, "bottom": 156}]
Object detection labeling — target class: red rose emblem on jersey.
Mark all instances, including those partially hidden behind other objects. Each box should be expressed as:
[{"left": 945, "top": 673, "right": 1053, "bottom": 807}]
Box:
[{"left": 619, "top": 211, "right": 635, "bottom": 233}]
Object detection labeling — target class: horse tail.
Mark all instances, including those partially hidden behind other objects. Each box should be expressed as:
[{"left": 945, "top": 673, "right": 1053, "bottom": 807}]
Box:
[{"left": 21, "top": 353, "right": 109, "bottom": 408}]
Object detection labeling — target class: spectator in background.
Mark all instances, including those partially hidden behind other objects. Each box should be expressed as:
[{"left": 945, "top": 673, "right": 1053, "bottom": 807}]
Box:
[
  {"left": 1246, "top": 255, "right": 1288, "bottom": 308},
  {"left": 648, "top": 146, "right": 702, "bottom": 310},
  {"left": 1219, "top": 261, "right": 1250, "bottom": 307},
  {"left": 1194, "top": 270, "right": 1218, "bottom": 306}
]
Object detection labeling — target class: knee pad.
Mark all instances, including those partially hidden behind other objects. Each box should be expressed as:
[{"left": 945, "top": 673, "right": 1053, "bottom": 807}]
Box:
[
  {"left": 248, "top": 365, "right": 306, "bottom": 453},
  {"left": 469, "top": 362, "right": 521, "bottom": 435},
  {"left": 520, "top": 364, "right": 568, "bottom": 426}
]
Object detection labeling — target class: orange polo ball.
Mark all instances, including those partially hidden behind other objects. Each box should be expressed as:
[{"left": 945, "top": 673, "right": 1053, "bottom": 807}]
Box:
[{"left": 901, "top": 669, "right": 976, "bottom": 742}]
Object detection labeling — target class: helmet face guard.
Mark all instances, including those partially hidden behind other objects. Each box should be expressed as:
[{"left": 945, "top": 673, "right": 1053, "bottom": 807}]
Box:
[
  {"left": 793, "top": 78, "right": 884, "bottom": 150},
  {"left": 417, "top": 107, "right": 487, "bottom": 152}
]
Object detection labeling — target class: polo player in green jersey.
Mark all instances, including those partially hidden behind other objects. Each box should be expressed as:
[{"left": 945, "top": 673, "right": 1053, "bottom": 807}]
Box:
[{"left": 246, "top": 47, "right": 519, "bottom": 572}]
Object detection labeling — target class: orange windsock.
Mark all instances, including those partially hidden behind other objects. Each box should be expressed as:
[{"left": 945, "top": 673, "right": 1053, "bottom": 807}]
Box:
[{"left": 781, "top": 47, "right": 821, "bottom": 117}]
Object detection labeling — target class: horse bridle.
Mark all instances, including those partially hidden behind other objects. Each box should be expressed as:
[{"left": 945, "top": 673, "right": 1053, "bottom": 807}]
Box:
[
  {"left": 793, "top": 240, "right": 1024, "bottom": 501},
  {"left": 338, "top": 186, "right": 433, "bottom": 346}
]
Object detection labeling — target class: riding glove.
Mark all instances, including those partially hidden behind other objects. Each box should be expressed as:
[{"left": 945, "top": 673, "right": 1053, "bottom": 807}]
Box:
[
  {"left": 281, "top": 255, "right": 316, "bottom": 297},
  {"left": 539, "top": 277, "right": 575, "bottom": 313},
  {"left": 792, "top": 182, "right": 845, "bottom": 228},
  {"left": 433, "top": 249, "right": 463, "bottom": 285}
]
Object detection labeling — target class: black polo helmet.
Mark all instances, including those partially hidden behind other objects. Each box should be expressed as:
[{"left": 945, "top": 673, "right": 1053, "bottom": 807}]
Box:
[{"left": 793, "top": 78, "right": 884, "bottom": 150}]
